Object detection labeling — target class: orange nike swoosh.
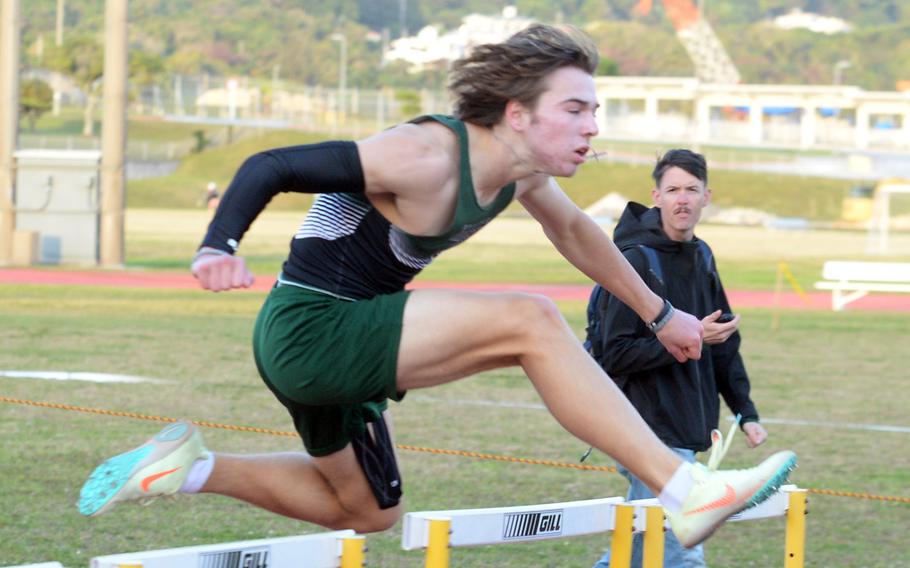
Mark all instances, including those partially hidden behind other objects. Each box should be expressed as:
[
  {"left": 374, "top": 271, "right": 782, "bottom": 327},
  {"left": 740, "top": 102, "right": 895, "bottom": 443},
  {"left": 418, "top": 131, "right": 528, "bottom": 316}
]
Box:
[
  {"left": 140, "top": 467, "right": 181, "bottom": 492},
  {"left": 685, "top": 483, "right": 736, "bottom": 515}
]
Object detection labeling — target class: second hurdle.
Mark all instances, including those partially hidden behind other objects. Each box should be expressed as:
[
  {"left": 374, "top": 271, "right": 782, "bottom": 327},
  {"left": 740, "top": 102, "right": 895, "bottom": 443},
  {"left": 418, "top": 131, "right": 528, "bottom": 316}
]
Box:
[{"left": 401, "top": 485, "right": 808, "bottom": 568}]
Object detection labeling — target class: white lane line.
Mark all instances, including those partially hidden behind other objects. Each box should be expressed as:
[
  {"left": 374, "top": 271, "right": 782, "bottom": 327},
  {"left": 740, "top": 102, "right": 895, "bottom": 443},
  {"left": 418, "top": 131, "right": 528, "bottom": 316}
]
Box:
[
  {"left": 409, "top": 394, "right": 910, "bottom": 434},
  {"left": 1, "top": 370, "right": 171, "bottom": 384},
  {"left": 410, "top": 394, "right": 547, "bottom": 411},
  {"left": 755, "top": 417, "right": 910, "bottom": 434}
]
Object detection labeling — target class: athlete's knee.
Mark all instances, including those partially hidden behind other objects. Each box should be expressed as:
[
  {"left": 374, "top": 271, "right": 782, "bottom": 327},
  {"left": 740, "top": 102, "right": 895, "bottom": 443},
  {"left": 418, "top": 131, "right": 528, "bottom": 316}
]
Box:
[
  {"left": 511, "top": 293, "right": 569, "bottom": 341},
  {"left": 327, "top": 502, "right": 402, "bottom": 533},
  {"left": 352, "top": 504, "right": 403, "bottom": 533},
  {"left": 508, "top": 293, "right": 559, "bottom": 321}
]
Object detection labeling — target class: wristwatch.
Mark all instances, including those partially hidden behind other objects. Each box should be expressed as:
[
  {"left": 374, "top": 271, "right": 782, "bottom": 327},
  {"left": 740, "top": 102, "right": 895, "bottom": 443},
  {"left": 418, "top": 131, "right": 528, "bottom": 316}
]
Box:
[{"left": 647, "top": 299, "right": 675, "bottom": 333}]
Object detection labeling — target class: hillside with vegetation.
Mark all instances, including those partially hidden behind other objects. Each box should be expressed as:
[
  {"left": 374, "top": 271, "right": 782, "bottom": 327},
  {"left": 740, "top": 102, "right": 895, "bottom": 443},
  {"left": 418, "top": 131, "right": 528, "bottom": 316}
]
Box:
[
  {"left": 20, "top": 1, "right": 910, "bottom": 91},
  {"left": 118, "top": 121, "right": 868, "bottom": 224}
]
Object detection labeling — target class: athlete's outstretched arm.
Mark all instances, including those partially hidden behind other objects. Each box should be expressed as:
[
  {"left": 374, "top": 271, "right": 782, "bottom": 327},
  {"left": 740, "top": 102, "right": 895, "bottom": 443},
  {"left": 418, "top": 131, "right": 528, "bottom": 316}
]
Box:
[{"left": 517, "top": 176, "right": 702, "bottom": 361}]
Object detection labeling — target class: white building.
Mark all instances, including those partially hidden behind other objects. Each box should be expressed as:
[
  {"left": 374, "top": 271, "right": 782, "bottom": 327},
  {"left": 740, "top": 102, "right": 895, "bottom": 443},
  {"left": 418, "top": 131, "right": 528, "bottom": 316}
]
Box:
[
  {"left": 773, "top": 8, "right": 852, "bottom": 35},
  {"left": 595, "top": 76, "right": 910, "bottom": 152},
  {"left": 383, "top": 25, "right": 455, "bottom": 71},
  {"left": 196, "top": 82, "right": 261, "bottom": 118},
  {"left": 384, "top": 6, "right": 534, "bottom": 71}
]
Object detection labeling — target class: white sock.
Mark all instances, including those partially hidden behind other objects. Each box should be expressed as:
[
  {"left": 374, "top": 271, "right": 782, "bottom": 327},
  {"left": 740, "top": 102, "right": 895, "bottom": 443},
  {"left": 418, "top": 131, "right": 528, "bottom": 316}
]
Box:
[
  {"left": 658, "top": 461, "right": 694, "bottom": 513},
  {"left": 179, "top": 453, "right": 215, "bottom": 494}
]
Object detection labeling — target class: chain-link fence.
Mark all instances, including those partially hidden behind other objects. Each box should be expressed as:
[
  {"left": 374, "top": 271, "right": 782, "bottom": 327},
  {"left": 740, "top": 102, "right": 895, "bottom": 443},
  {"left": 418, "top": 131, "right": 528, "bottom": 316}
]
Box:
[
  {"left": 19, "top": 133, "right": 198, "bottom": 161},
  {"left": 132, "top": 73, "right": 452, "bottom": 138},
  {"left": 23, "top": 74, "right": 452, "bottom": 163}
]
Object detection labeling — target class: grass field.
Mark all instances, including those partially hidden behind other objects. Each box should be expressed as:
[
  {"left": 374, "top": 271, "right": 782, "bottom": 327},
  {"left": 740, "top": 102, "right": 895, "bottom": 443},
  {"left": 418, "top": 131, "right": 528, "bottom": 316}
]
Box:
[
  {"left": 126, "top": 208, "right": 910, "bottom": 289},
  {"left": 2, "top": 210, "right": 909, "bottom": 566},
  {"left": 127, "top": 131, "right": 865, "bottom": 220},
  {"left": 24, "top": 109, "right": 228, "bottom": 144}
]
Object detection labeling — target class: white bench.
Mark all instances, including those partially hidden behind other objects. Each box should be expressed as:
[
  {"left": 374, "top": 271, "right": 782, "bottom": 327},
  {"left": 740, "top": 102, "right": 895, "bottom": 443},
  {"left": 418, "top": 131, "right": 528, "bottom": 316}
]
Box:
[{"left": 814, "top": 260, "right": 910, "bottom": 310}]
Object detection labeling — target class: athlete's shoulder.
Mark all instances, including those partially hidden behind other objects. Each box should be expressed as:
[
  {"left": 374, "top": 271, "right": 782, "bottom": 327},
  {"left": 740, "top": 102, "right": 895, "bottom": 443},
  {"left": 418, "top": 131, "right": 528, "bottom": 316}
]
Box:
[
  {"left": 357, "top": 122, "right": 455, "bottom": 195},
  {"left": 359, "top": 121, "right": 451, "bottom": 156}
]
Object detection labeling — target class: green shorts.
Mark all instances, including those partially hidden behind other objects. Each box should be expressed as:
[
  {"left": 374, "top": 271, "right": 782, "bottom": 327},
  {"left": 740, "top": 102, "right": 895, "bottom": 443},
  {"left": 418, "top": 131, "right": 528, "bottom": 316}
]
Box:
[{"left": 253, "top": 281, "right": 409, "bottom": 456}]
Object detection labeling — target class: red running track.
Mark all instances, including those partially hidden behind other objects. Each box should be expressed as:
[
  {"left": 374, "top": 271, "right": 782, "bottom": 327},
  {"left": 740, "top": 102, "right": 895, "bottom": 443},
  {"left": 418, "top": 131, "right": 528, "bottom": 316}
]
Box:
[{"left": 2, "top": 267, "right": 910, "bottom": 312}]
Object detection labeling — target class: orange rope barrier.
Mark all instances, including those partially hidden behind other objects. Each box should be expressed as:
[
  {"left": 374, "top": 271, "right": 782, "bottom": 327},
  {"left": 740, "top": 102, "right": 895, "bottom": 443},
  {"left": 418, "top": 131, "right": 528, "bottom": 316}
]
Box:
[{"left": 3, "top": 395, "right": 908, "bottom": 505}]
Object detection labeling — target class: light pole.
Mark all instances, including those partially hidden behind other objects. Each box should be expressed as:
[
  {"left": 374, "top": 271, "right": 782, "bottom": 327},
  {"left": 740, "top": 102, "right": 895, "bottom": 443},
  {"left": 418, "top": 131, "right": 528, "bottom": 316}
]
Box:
[
  {"left": 399, "top": 0, "right": 407, "bottom": 37},
  {"left": 56, "top": 0, "right": 65, "bottom": 45},
  {"left": 99, "top": 0, "right": 128, "bottom": 267},
  {"left": 226, "top": 77, "right": 238, "bottom": 120},
  {"left": 833, "top": 59, "right": 851, "bottom": 85},
  {"left": 331, "top": 32, "right": 347, "bottom": 129},
  {"left": 0, "top": 0, "right": 21, "bottom": 264}
]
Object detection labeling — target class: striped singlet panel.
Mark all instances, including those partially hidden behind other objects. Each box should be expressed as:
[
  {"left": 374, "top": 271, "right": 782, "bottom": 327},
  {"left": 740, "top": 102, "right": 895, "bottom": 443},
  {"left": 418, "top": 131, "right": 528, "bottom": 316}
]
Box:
[{"left": 283, "top": 115, "right": 516, "bottom": 299}]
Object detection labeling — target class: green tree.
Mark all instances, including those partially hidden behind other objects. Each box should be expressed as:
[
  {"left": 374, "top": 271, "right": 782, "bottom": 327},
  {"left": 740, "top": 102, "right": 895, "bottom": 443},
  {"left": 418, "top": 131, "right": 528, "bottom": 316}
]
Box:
[
  {"left": 395, "top": 89, "right": 422, "bottom": 116},
  {"left": 129, "top": 50, "right": 165, "bottom": 113},
  {"left": 130, "top": 50, "right": 164, "bottom": 88},
  {"left": 597, "top": 56, "right": 620, "bottom": 76},
  {"left": 44, "top": 34, "right": 104, "bottom": 136},
  {"left": 17, "top": 0, "right": 910, "bottom": 93},
  {"left": 19, "top": 78, "right": 54, "bottom": 132}
]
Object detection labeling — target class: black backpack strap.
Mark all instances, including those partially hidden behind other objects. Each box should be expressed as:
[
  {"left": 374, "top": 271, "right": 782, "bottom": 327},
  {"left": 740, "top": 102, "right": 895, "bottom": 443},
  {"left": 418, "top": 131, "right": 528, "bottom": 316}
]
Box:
[
  {"left": 587, "top": 245, "right": 667, "bottom": 363},
  {"left": 696, "top": 239, "right": 714, "bottom": 273},
  {"left": 635, "top": 244, "right": 665, "bottom": 291},
  {"left": 584, "top": 284, "right": 607, "bottom": 360},
  {"left": 695, "top": 239, "right": 720, "bottom": 294}
]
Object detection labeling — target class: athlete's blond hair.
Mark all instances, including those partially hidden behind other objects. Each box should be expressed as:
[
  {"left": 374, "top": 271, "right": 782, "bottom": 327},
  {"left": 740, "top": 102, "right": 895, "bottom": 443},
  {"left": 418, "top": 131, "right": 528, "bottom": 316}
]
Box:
[{"left": 449, "top": 23, "right": 599, "bottom": 127}]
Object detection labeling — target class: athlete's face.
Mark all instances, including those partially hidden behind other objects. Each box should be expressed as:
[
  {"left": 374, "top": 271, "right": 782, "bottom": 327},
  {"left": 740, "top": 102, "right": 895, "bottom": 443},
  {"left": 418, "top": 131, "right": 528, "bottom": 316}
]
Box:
[
  {"left": 652, "top": 166, "right": 711, "bottom": 242},
  {"left": 521, "top": 66, "right": 599, "bottom": 177}
]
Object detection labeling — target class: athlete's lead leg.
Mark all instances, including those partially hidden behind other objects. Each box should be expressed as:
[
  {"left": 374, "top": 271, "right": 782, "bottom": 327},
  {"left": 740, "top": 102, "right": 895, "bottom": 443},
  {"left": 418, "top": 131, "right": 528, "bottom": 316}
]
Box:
[{"left": 396, "top": 289, "right": 681, "bottom": 491}]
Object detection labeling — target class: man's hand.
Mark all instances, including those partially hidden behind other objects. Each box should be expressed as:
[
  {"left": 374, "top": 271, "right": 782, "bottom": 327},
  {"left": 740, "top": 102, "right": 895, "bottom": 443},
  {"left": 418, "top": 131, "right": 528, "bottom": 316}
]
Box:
[
  {"left": 191, "top": 249, "right": 254, "bottom": 292},
  {"left": 702, "top": 310, "right": 740, "bottom": 345},
  {"left": 655, "top": 309, "right": 704, "bottom": 362},
  {"left": 742, "top": 421, "right": 767, "bottom": 448}
]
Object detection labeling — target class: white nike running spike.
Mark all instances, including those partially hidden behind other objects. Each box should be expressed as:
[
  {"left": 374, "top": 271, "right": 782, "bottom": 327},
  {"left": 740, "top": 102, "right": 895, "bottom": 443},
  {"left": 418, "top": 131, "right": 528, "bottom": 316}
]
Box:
[
  {"left": 78, "top": 420, "right": 210, "bottom": 517},
  {"left": 666, "top": 450, "right": 798, "bottom": 548}
]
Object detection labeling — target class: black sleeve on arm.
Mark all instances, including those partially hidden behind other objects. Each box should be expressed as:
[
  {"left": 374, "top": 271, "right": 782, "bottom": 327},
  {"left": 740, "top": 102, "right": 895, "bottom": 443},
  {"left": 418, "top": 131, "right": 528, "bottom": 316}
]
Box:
[{"left": 200, "top": 141, "right": 365, "bottom": 253}]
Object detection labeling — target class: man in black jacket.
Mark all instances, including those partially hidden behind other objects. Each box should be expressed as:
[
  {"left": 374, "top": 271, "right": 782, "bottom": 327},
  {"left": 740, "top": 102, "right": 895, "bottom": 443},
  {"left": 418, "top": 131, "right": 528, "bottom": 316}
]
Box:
[{"left": 591, "top": 149, "right": 767, "bottom": 568}]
